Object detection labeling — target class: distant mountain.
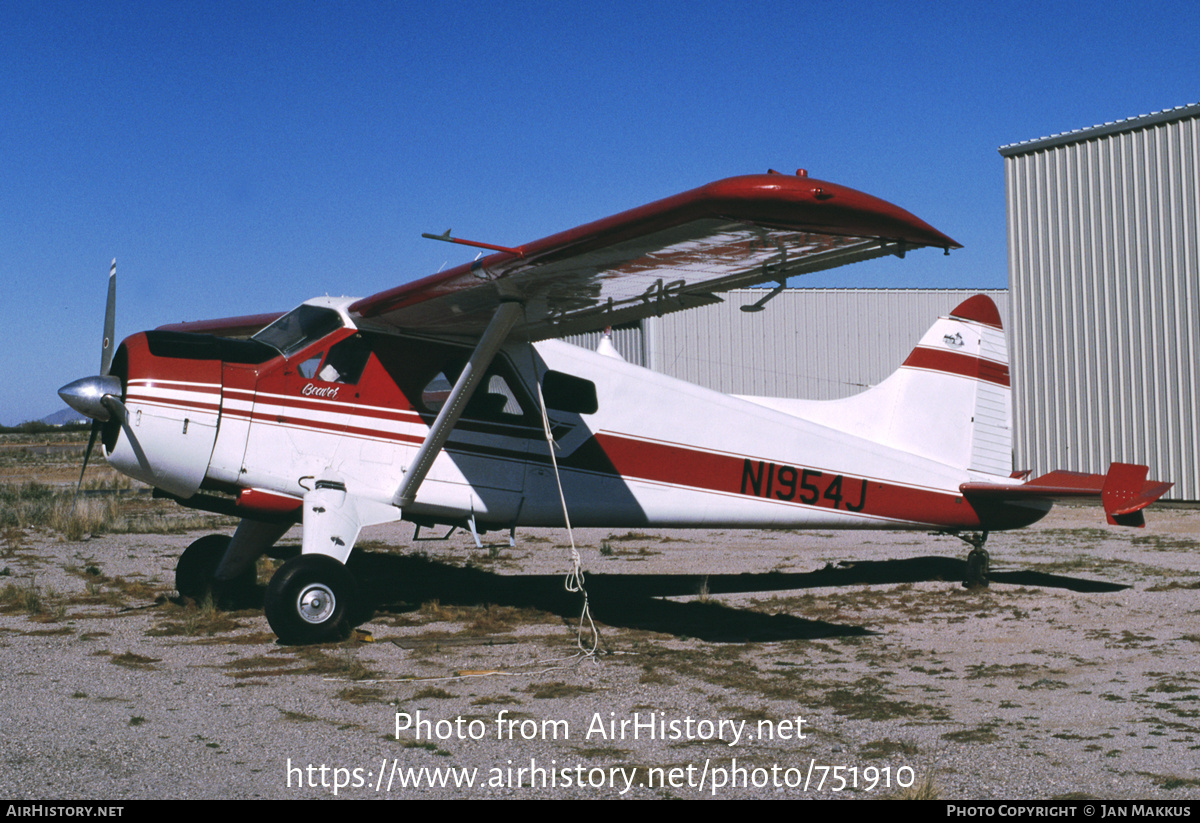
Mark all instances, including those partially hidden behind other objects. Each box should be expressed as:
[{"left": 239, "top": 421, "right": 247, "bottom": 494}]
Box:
[{"left": 42, "top": 408, "right": 88, "bottom": 426}]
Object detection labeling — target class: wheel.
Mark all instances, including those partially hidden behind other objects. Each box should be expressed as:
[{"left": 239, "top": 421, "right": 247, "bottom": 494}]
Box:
[
  {"left": 264, "top": 554, "right": 359, "bottom": 644},
  {"left": 963, "top": 547, "right": 991, "bottom": 589},
  {"left": 176, "top": 534, "right": 257, "bottom": 607}
]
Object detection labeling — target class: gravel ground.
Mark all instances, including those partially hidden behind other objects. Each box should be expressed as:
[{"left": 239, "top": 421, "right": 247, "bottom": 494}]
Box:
[{"left": 2, "top": 504, "right": 1198, "bottom": 800}]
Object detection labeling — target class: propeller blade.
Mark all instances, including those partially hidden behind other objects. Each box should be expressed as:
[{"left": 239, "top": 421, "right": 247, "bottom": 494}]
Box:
[
  {"left": 65, "top": 258, "right": 121, "bottom": 521},
  {"left": 68, "top": 421, "right": 101, "bottom": 520},
  {"left": 115, "top": 410, "right": 153, "bottom": 476},
  {"left": 101, "top": 259, "right": 116, "bottom": 375},
  {"left": 100, "top": 393, "right": 127, "bottom": 424}
]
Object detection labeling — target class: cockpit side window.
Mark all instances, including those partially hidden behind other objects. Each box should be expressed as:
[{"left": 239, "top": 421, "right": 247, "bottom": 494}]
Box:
[
  {"left": 315, "top": 335, "right": 372, "bottom": 384},
  {"left": 298, "top": 352, "right": 324, "bottom": 379},
  {"left": 252, "top": 305, "right": 344, "bottom": 357}
]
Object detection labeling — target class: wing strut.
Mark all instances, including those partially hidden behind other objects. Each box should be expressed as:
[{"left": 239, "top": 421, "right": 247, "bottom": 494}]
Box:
[{"left": 394, "top": 300, "right": 524, "bottom": 508}]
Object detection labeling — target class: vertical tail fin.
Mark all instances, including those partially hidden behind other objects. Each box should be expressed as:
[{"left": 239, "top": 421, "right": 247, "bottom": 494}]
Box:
[{"left": 889, "top": 295, "right": 1011, "bottom": 475}]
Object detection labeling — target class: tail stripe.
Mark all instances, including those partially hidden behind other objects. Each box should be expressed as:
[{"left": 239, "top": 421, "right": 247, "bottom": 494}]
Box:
[{"left": 902, "top": 347, "right": 1010, "bottom": 387}]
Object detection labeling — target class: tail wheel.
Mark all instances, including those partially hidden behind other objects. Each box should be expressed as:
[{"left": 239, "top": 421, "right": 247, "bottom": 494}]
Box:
[
  {"left": 265, "top": 554, "right": 359, "bottom": 644},
  {"left": 964, "top": 547, "right": 991, "bottom": 589},
  {"left": 176, "top": 534, "right": 256, "bottom": 608}
]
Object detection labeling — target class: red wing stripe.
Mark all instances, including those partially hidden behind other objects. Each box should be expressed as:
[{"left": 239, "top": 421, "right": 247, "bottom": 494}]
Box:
[{"left": 902, "top": 347, "right": 1010, "bottom": 386}]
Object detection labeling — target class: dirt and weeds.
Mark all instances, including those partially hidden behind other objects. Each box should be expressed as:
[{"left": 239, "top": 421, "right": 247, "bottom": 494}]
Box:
[{"left": 1, "top": 446, "right": 1198, "bottom": 798}]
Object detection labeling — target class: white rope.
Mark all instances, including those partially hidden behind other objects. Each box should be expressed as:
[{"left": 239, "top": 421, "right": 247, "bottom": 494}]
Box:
[{"left": 535, "top": 379, "right": 600, "bottom": 660}]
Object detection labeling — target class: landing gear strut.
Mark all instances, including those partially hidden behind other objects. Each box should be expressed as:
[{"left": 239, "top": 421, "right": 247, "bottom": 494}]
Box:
[{"left": 952, "top": 531, "right": 990, "bottom": 589}]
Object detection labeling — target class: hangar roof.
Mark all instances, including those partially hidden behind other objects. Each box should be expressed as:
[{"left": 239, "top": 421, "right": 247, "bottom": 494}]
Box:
[{"left": 998, "top": 101, "right": 1200, "bottom": 156}]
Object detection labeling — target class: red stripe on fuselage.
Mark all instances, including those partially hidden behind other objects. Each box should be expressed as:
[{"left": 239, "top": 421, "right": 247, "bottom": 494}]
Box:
[
  {"left": 127, "top": 396, "right": 223, "bottom": 416},
  {"left": 217, "top": 389, "right": 541, "bottom": 452},
  {"left": 207, "top": 386, "right": 999, "bottom": 529},
  {"left": 125, "top": 381, "right": 222, "bottom": 415},
  {"left": 587, "top": 432, "right": 992, "bottom": 529}
]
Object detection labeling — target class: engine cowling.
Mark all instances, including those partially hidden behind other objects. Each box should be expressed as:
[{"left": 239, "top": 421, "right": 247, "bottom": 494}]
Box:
[{"left": 103, "top": 332, "right": 225, "bottom": 499}]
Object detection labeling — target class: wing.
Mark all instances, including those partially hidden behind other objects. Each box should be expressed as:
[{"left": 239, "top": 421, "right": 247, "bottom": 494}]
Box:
[{"left": 351, "top": 172, "right": 960, "bottom": 340}]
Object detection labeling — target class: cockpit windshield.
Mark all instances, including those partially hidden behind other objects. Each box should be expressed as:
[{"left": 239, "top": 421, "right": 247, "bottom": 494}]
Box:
[{"left": 251, "top": 305, "right": 345, "bottom": 357}]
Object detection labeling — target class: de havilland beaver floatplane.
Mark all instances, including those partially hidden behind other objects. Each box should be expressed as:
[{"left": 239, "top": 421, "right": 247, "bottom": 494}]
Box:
[{"left": 59, "top": 170, "right": 1172, "bottom": 643}]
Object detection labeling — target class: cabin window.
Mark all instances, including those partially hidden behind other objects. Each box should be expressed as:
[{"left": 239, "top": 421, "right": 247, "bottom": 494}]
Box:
[
  {"left": 542, "top": 370, "right": 598, "bottom": 414},
  {"left": 420, "top": 362, "right": 534, "bottom": 425},
  {"left": 316, "top": 335, "right": 371, "bottom": 384},
  {"left": 421, "top": 372, "right": 453, "bottom": 412},
  {"left": 472, "top": 374, "right": 524, "bottom": 417},
  {"left": 298, "top": 352, "right": 324, "bottom": 379}
]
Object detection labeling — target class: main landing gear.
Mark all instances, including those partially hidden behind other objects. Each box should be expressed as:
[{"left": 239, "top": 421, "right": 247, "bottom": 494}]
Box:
[
  {"left": 175, "top": 521, "right": 373, "bottom": 644},
  {"left": 264, "top": 554, "right": 361, "bottom": 644}
]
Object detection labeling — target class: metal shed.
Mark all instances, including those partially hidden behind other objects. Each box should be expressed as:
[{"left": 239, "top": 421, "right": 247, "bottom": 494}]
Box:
[{"left": 1000, "top": 103, "right": 1200, "bottom": 500}]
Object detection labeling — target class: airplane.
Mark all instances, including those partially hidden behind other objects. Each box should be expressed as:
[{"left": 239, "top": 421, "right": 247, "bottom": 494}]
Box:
[{"left": 58, "top": 170, "right": 1172, "bottom": 644}]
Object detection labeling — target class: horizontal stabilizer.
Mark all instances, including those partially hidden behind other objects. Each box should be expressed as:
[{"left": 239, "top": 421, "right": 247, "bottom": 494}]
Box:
[
  {"left": 961, "top": 463, "right": 1172, "bottom": 528},
  {"left": 1101, "top": 463, "right": 1175, "bottom": 526}
]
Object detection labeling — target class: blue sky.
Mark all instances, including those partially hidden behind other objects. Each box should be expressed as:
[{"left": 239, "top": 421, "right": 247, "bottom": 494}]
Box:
[{"left": 4, "top": 0, "right": 1198, "bottom": 424}]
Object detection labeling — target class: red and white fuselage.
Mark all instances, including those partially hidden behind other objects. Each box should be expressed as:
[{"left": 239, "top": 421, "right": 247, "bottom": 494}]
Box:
[{"left": 104, "top": 294, "right": 1045, "bottom": 542}]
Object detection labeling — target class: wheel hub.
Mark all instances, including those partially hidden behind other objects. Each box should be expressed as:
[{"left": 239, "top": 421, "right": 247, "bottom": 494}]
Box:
[{"left": 297, "top": 583, "right": 336, "bottom": 624}]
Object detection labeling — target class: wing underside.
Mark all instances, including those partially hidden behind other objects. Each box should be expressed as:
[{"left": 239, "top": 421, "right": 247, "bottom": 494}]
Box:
[
  {"left": 351, "top": 173, "right": 960, "bottom": 340},
  {"left": 157, "top": 173, "right": 960, "bottom": 342}
]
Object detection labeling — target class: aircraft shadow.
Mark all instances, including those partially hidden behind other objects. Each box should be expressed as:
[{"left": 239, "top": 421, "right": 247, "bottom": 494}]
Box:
[
  {"left": 348, "top": 552, "right": 865, "bottom": 643},
  {"left": 336, "top": 552, "right": 1126, "bottom": 643}
]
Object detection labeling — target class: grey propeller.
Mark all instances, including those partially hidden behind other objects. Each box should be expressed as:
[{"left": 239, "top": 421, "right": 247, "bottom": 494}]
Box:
[{"left": 59, "top": 260, "right": 127, "bottom": 517}]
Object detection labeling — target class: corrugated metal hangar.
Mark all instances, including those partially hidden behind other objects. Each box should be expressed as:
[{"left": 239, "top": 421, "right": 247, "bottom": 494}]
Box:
[
  {"left": 1000, "top": 103, "right": 1200, "bottom": 500},
  {"left": 569, "top": 289, "right": 1008, "bottom": 400},
  {"left": 569, "top": 104, "right": 1198, "bottom": 500}
]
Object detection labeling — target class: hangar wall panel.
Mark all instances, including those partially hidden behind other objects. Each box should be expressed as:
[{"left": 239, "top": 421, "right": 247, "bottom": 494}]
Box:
[
  {"left": 565, "top": 289, "right": 1007, "bottom": 400},
  {"left": 1001, "top": 104, "right": 1200, "bottom": 500},
  {"left": 563, "top": 325, "right": 647, "bottom": 367}
]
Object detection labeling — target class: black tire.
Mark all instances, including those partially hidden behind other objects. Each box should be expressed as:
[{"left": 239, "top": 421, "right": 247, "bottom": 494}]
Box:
[
  {"left": 264, "top": 554, "right": 359, "bottom": 644},
  {"left": 963, "top": 547, "right": 991, "bottom": 589},
  {"left": 176, "top": 534, "right": 256, "bottom": 607}
]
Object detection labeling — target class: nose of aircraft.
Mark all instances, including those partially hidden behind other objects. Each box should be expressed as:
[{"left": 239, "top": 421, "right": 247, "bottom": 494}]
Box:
[{"left": 58, "top": 374, "right": 124, "bottom": 421}]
